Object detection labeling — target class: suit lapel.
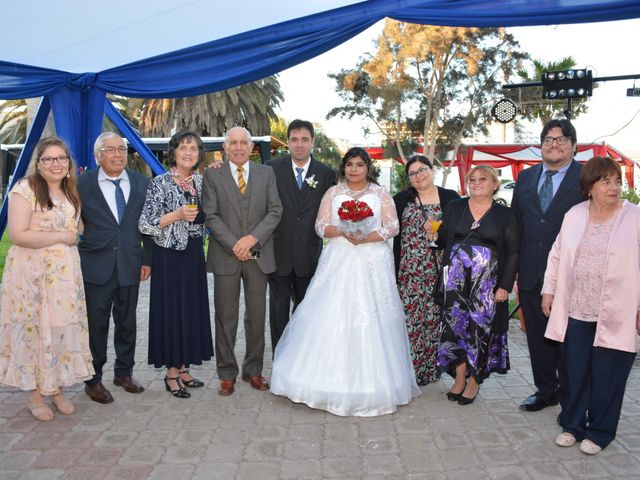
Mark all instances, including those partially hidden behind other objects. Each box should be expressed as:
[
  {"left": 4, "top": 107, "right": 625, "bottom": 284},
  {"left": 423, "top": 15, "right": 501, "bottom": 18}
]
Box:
[
  {"left": 122, "top": 169, "right": 139, "bottom": 223},
  {"left": 284, "top": 158, "right": 300, "bottom": 202},
  {"left": 221, "top": 162, "right": 242, "bottom": 220},
  {"left": 298, "top": 157, "right": 319, "bottom": 205},
  {"left": 546, "top": 160, "right": 579, "bottom": 214},
  {"left": 248, "top": 165, "right": 262, "bottom": 219}
]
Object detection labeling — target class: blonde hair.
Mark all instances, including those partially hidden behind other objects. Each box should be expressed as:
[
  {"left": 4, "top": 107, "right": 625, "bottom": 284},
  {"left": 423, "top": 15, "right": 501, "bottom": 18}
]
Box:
[{"left": 465, "top": 165, "right": 500, "bottom": 195}]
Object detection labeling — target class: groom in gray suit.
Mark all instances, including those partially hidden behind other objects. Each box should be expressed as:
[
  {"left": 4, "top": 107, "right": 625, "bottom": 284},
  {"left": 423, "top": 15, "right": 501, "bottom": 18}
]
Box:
[{"left": 203, "top": 126, "right": 282, "bottom": 396}]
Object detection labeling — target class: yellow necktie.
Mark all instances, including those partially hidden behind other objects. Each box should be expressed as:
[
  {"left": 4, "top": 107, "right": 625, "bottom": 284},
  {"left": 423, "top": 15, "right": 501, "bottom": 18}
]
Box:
[{"left": 237, "top": 166, "right": 246, "bottom": 194}]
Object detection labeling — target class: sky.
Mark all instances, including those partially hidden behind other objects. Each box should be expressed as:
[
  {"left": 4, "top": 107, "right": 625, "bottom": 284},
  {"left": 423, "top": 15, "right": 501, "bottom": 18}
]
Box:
[{"left": 276, "top": 18, "right": 640, "bottom": 160}]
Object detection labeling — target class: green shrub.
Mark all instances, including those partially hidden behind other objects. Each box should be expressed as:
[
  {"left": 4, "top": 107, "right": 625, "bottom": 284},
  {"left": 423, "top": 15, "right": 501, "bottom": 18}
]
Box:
[{"left": 621, "top": 188, "right": 640, "bottom": 205}]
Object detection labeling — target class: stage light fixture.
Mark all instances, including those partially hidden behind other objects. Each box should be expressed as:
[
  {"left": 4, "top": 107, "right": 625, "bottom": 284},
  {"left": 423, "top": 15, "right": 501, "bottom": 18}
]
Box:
[
  {"left": 542, "top": 69, "right": 593, "bottom": 99},
  {"left": 491, "top": 98, "right": 518, "bottom": 123}
]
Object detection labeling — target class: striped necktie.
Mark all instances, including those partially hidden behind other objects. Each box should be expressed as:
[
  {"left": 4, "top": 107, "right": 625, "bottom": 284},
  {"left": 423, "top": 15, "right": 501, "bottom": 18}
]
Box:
[
  {"left": 295, "top": 167, "right": 304, "bottom": 189},
  {"left": 108, "top": 179, "right": 126, "bottom": 223},
  {"left": 237, "top": 166, "right": 247, "bottom": 194}
]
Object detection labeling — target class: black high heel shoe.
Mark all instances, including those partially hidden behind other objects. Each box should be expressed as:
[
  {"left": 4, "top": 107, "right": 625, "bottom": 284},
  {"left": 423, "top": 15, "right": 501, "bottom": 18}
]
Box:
[
  {"left": 447, "top": 381, "right": 466, "bottom": 401},
  {"left": 178, "top": 369, "right": 204, "bottom": 388},
  {"left": 458, "top": 386, "right": 479, "bottom": 405},
  {"left": 446, "top": 390, "right": 463, "bottom": 401},
  {"left": 164, "top": 376, "right": 190, "bottom": 398}
]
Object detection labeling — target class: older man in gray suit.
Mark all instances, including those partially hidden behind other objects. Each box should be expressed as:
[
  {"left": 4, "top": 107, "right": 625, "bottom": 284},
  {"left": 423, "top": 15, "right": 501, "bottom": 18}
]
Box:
[{"left": 203, "top": 126, "right": 282, "bottom": 396}]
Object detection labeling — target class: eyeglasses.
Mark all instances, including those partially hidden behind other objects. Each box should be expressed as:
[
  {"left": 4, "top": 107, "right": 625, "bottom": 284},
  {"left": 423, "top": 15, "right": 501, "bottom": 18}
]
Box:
[
  {"left": 40, "top": 156, "right": 70, "bottom": 165},
  {"left": 542, "top": 135, "right": 570, "bottom": 146},
  {"left": 408, "top": 166, "right": 431, "bottom": 178},
  {"left": 100, "top": 146, "right": 127, "bottom": 154}
]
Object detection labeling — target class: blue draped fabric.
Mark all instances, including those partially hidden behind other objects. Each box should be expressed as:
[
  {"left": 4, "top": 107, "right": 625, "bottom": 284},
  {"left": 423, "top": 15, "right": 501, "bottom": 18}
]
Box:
[
  {"left": 0, "top": 0, "right": 639, "bottom": 236},
  {"left": 104, "top": 100, "right": 165, "bottom": 175}
]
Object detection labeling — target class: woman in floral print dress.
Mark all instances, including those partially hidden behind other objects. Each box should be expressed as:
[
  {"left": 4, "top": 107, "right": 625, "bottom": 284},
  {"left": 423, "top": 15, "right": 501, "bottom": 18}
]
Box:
[
  {"left": 393, "top": 155, "right": 459, "bottom": 385},
  {"left": 0, "top": 137, "right": 93, "bottom": 421},
  {"left": 436, "top": 166, "right": 518, "bottom": 404}
]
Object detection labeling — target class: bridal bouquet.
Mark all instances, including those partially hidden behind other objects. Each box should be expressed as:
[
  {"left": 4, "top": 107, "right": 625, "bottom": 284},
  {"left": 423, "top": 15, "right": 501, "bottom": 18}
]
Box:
[{"left": 337, "top": 199, "right": 376, "bottom": 239}]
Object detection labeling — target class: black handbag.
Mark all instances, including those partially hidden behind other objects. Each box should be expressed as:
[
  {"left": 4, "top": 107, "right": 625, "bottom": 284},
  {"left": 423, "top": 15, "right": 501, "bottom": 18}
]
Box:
[{"left": 433, "top": 265, "right": 448, "bottom": 306}]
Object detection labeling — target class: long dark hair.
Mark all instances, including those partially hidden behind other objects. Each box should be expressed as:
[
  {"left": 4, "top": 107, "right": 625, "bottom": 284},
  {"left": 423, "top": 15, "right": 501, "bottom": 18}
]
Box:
[
  {"left": 26, "top": 137, "right": 80, "bottom": 217},
  {"left": 338, "top": 147, "right": 378, "bottom": 185}
]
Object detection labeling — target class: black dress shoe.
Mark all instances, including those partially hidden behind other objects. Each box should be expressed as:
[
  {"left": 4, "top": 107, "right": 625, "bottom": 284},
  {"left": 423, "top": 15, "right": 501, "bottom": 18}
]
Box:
[{"left": 519, "top": 393, "right": 559, "bottom": 412}]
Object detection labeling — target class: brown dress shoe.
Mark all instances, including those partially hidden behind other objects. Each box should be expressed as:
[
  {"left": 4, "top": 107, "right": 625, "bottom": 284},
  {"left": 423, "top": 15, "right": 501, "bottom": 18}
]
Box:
[
  {"left": 241, "top": 375, "right": 269, "bottom": 391},
  {"left": 85, "top": 382, "right": 114, "bottom": 404},
  {"left": 218, "top": 379, "right": 236, "bottom": 396},
  {"left": 113, "top": 376, "right": 145, "bottom": 393}
]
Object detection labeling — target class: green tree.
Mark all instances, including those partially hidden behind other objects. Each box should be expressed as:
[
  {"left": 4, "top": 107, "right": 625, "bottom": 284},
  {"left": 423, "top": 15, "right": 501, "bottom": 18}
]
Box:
[
  {"left": 328, "top": 21, "right": 527, "bottom": 177},
  {"left": 270, "top": 117, "right": 341, "bottom": 170},
  {"left": 0, "top": 100, "right": 27, "bottom": 144}
]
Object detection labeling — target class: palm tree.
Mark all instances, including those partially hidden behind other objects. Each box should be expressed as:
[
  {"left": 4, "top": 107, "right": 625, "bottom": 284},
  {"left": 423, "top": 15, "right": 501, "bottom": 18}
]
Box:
[
  {"left": 507, "top": 57, "right": 589, "bottom": 124},
  {"left": 0, "top": 99, "right": 27, "bottom": 144},
  {"left": 135, "top": 76, "right": 284, "bottom": 137}
]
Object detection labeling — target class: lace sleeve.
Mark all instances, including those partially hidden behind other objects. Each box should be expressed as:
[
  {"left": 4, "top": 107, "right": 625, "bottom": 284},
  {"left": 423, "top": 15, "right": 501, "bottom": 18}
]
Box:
[
  {"left": 315, "top": 185, "right": 337, "bottom": 237},
  {"left": 376, "top": 187, "right": 399, "bottom": 241}
]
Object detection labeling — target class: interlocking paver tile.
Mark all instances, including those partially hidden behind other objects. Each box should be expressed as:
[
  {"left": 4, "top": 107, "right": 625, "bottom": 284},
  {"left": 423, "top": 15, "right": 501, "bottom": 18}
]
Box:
[{"left": 0, "top": 276, "right": 637, "bottom": 479}]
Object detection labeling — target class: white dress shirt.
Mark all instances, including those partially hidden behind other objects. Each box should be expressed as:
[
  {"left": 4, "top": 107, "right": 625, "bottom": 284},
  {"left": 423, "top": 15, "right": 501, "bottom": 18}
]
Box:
[
  {"left": 98, "top": 168, "right": 130, "bottom": 222},
  {"left": 291, "top": 157, "right": 311, "bottom": 182}
]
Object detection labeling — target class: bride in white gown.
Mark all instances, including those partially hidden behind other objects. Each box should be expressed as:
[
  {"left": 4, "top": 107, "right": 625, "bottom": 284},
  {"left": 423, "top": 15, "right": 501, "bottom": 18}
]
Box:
[{"left": 270, "top": 147, "right": 420, "bottom": 417}]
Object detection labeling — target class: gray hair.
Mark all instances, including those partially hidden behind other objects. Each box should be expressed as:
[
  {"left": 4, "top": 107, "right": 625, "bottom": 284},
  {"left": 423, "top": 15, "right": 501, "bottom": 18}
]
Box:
[
  {"left": 94, "top": 132, "right": 124, "bottom": 158},
  {"left": 224, "top": 126, "right": 252, "bottom": 145}
]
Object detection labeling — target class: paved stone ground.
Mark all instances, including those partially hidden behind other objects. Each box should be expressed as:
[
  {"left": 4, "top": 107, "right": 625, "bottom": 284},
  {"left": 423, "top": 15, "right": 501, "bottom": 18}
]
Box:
[{"left": 1, "top": 276, "right": 639, "bottom": 479}]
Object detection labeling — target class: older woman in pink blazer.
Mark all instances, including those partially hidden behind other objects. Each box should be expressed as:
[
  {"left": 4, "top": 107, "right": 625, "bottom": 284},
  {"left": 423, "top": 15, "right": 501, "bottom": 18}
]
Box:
[{"left": 542, "top": 156, "right": 640, "bottom": 455}]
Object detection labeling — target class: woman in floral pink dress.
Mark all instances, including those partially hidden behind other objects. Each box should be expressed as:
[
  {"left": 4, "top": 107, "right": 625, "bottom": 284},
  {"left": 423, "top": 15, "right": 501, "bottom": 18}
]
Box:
[{"left": 0, "top": 137, "right": 94, "bottom": 421}]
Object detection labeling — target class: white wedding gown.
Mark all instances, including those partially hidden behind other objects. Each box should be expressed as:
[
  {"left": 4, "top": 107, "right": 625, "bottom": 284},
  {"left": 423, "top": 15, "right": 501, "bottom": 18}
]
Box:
[{"left": 270, "top": 183, "right": 420, "bottom": 416}]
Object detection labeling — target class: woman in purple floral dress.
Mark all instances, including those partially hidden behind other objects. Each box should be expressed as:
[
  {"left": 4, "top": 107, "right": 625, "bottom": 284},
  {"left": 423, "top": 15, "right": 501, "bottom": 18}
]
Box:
[
  {"left": 436, "top": 166, "right": 519, "bottom": 404},
  {"left": 393, "top": 155, "right": 459, "bottom": 385}
]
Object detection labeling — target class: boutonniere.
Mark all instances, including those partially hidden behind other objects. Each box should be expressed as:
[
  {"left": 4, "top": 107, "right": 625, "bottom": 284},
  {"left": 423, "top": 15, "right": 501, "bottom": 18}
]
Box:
[{"left": 305, "top": 175, "right": 318, "bottom": 189}]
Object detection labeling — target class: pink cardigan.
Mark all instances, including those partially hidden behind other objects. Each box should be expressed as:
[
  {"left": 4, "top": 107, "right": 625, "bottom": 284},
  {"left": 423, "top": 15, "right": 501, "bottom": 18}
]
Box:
[{"left": 543, "top": 200, "right": 640, "bottom": 353}]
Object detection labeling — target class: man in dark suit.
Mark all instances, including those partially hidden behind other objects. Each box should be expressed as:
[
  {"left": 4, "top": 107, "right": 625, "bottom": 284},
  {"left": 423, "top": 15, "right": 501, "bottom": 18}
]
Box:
[
  {"left": 203, "top": 126, "right": 282, "bottom": 396},
  {"left": 266, "top": 119, "right": 336, "bottom": 352},
  {"left": 511, "top": 119, "right": 585, "bottom": 414},
  {"left": 78, "top": 132, "right": 151, "bottom": 403}
]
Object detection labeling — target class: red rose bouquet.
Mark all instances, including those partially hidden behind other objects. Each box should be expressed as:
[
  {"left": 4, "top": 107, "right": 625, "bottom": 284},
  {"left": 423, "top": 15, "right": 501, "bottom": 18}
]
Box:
[{"left": 337, "top": 199, "right": 376, "bottom": 239}]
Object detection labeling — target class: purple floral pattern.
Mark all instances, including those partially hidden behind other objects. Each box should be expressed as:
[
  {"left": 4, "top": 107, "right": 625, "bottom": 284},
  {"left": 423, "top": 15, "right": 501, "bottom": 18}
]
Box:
[
  {"left": 437, "top": 243, "right": 509, "bottom": 382},
  {"left": 397, "top": 202, "right": 442, "bottom": 385}
]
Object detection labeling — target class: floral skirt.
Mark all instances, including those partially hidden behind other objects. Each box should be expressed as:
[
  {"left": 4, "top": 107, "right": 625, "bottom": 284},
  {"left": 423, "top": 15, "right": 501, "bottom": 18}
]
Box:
[{"left": 436, "top": 243, "right": 509, "bottom": 383}]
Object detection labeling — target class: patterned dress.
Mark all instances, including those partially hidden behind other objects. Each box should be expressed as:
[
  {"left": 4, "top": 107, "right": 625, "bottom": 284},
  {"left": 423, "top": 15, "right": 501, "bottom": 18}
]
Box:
[
  {"left": 0, "top": 180, "right": 94, "bottom": 394},
  {"left": 437, "top": 213, "right": 509, "bottom": 383},
  {"left": 397, "top": 202, "right": 442, "bottom": 385}
]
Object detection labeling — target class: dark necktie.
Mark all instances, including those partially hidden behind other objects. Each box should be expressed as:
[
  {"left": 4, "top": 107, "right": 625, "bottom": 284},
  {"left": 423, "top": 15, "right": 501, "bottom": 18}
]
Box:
[
  {"left": 295, "top": 167, "right": 304, "bottom": 189},
  {"left": 108, "top": 179, "right": 126, "bottom": 223},
  {"left": 539, "top": 170, "right": 557, "bottom": 212}
]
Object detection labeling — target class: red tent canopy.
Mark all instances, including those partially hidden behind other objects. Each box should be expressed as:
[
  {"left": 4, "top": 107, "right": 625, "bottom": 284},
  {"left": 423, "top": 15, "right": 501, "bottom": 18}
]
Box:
[{"left": 365, "top": 143, "right": 636, "bottom": 194}]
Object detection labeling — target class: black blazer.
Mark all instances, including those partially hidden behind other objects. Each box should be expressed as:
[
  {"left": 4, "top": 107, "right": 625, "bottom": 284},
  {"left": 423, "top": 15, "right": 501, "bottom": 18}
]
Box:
[
  {"left": 511, "top": 160, "right": 585, "bottom": 292},
  {"left": 266, "top": 155, "right": 337, "bottom": 277},
  {"left": 393, "top": 185, "right": 460, "bottom": 275},
  {"left": 77, "top": 168, "right": 152, "bottom": 286},
  {"left": 439, "top": 198, "right": 519, "bottom": 334}
]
